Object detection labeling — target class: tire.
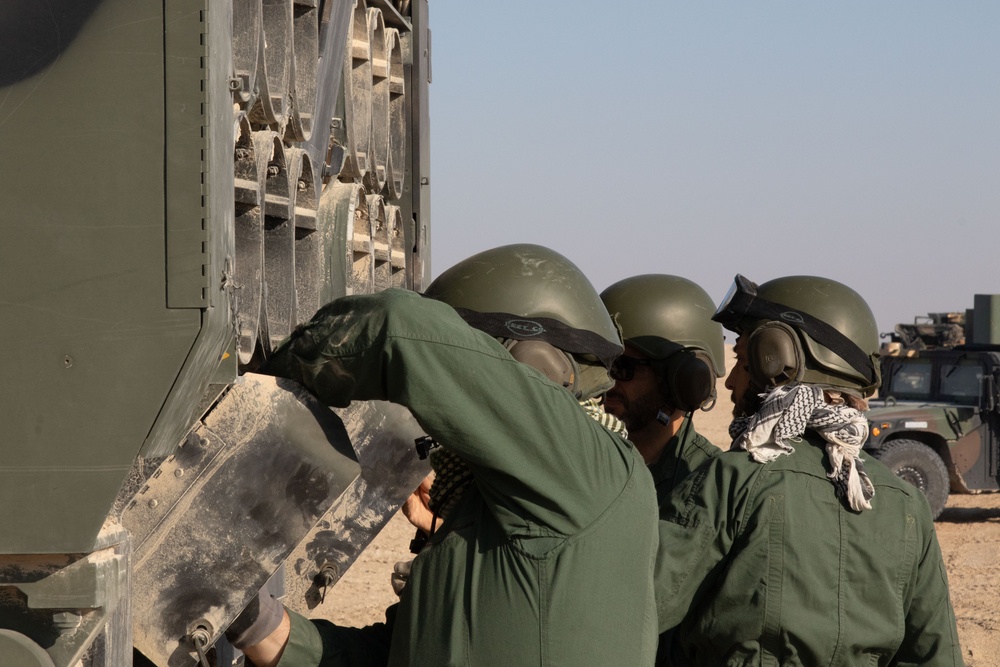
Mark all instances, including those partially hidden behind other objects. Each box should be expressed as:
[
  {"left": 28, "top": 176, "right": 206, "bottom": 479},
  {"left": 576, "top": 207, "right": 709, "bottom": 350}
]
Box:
[{"left": 874, "top": 439, "right": 950, "bottom": 519}]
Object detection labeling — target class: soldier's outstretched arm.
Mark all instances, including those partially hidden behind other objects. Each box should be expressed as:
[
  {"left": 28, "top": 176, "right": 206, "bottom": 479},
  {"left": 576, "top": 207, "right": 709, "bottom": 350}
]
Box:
[{"left": 266, "top": 289, "right": 637, "bottom": 535}]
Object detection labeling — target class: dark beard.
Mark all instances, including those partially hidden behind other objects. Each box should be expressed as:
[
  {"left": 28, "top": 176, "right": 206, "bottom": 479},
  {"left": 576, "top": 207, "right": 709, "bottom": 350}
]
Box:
[
  {"left": 732, "top": 383, "right": 765, "bottom": 419},
  {"left": 606, "top": 390, "right": 663, "bottom": 433}
]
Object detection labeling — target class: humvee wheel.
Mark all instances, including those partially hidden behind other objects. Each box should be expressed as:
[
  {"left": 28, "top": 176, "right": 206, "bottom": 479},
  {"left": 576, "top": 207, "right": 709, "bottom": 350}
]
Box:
[{"left": 874, "top": 439, "right": 949, "bottom": 519}]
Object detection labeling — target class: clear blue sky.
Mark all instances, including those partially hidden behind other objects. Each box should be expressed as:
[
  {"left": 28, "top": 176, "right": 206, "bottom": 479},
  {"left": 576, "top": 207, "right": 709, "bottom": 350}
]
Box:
[{"left": 426, "top": 1, "right": 999, "bottom": 338}]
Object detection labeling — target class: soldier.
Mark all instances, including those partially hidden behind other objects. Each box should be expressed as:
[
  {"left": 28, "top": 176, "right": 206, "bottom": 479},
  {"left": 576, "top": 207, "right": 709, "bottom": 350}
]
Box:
[
  {"left": 600, "top": 274, "right": 725, "bottom": 478},
  {"left": 656, "top": 274, "right": 963, "bottom": 666},
  {"left": 599, "top": 275, "right": 726, "bottom": 665},
  {"left": 232, "top": 244, "right": 660, "bottom": 667}
]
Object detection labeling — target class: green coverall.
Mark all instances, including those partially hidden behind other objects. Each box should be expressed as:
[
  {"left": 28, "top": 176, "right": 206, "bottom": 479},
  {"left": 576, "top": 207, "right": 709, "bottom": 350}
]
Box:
[
  {"left": 656, "top": 431, "right": 964, "bottom": 666},
  {"left": 266, "top": 289, "right": 660, "bottom": 666},
  {"left": 647, "top": 417, "right": 720, "bottom": 666},
  {"left": 647, "top": 417, "right": 720, "bottom": 511}
]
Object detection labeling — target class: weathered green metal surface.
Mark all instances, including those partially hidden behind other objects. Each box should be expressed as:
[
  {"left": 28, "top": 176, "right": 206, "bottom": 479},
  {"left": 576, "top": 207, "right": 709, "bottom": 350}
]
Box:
[
  {"left": 0, "top": 0, "right": 210, "bottom": 554},
  {"left": 973, "top": 295, "right": 1000, "bottom": 345},
  {"left": 141, "top": 0, "right": 238, "bottom": 460},
  {"left": 1, "top": 0, "right": 431, "bottom": 662}
]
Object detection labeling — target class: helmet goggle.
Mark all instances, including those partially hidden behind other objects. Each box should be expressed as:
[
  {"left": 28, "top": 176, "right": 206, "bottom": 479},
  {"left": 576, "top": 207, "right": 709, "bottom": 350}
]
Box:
[
  {"left": 712, "top": 274, "right": 761, "bottom": 333},
  {"left": 712, "top": 274, "right": 878, "bottom": 386}
]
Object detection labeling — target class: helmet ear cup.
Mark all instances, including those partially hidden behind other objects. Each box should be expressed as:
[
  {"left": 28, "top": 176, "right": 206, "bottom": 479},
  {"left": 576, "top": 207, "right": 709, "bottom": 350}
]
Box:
[
  {"left": 505, "top": 340, "right": 580, "bottom": 396},
  {"left": 661, "top": 350, "right": 716, "bottom": 413},
  {"left": 746, "top": 321, "right": 805, "bottom": 388}
]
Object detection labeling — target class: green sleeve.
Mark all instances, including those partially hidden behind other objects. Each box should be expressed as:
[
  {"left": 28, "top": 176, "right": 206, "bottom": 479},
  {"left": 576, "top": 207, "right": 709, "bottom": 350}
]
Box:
[
  {"left": 267, "top": 289, "right": 636, "bottom": 539},
  {"left": 653, "top": 457, "right": 739, "bottom": 633},
  {"left": 276, "top": 608, "right": 394, "bottom": 667},
  {"left": 895, "top": 508, "right": 964, "bottom": 666}
]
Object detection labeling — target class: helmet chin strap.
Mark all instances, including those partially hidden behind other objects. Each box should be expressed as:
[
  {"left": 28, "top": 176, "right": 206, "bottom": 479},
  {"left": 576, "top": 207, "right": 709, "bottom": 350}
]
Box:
[{"left": 656, "top": 408, "right": 671, "bottom": 426}]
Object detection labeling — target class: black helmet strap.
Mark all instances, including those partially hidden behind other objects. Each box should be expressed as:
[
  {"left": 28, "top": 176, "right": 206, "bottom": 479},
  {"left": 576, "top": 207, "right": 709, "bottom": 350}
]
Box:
[
  {"left": 741, "top": 298, "right": 877, "bottom": 386},
  {"left": 453, "top": 308, "right": 622, "bottom": 369}
]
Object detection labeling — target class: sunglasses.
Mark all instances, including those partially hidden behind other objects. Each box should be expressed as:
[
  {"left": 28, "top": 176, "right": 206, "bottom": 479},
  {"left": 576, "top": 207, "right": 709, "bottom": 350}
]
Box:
[{"left": 610, "top": 356, "right": 652, "bottom": 382}]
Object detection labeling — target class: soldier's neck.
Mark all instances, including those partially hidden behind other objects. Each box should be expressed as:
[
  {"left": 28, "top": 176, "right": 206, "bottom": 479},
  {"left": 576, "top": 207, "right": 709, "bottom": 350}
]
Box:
[{"left": 630, "top": 409, "right": 686, "bottom": 465}]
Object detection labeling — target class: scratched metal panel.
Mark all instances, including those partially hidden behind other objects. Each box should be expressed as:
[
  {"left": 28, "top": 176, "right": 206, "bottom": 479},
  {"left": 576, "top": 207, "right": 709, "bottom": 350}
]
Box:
[
  {"left": 125, "top": 375, "right": 360, "bottom": 667},
  {"left": 283, "top": 401, "right": 430, "bottom": 616}
]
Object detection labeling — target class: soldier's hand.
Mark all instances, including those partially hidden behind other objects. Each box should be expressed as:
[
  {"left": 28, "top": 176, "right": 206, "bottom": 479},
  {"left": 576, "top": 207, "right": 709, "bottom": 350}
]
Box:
[
  {"left": 391, "top": 558, "right": 413, "bottom": 596},
  {"left": 402, "top": 473, "right": 435, "bottom": 534},
  {"left": 226, "top": 590, "right": 285, "bottom": 651}
]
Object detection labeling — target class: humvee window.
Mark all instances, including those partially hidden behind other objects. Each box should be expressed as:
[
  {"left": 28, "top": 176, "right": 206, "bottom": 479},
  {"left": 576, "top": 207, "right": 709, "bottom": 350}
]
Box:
[
  {"left": 885, "top": 360, "right": 932, "bottom": 399},
  {"left": 940, "top": 361, "right": 983, "bottom": 405}
]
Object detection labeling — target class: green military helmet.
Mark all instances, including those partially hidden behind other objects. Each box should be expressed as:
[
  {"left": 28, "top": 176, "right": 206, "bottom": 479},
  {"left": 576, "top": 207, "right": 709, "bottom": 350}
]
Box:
[
  {"left": 714, "top": 274, "right": 881, "bottom": 396},
  {"left": 425, "top": 244, "right": 623, "bottom": 400},
  {"left": 600, "top": 274, "right": 725, "bottom": 378}
]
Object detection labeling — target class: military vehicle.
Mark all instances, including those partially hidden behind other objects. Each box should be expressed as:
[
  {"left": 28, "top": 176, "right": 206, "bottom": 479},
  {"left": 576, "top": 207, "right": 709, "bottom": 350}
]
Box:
[
  {"left": 881, "top": 312, "right": 967, "bottom": 351},
  {"left": 1, "top": 0, "right": 433, "bottom": 664},
  {"left": 866, "top": 295, "right": 1000, "bottom": 519}
]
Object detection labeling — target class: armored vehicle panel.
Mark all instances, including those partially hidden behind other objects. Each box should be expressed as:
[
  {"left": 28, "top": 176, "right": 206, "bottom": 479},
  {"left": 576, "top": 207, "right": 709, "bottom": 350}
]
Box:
[{"left": 1, "top": 0, "right": 433, "bottom": 664}]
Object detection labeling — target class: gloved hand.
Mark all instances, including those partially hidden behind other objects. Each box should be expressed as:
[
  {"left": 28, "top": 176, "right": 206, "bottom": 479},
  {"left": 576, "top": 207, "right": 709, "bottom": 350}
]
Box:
[
  {"left": 225, "top": 591, "right": 285, "bottom": 650},
  {"left": 391, "top": 558, "right": 413, "bottom": 597}
]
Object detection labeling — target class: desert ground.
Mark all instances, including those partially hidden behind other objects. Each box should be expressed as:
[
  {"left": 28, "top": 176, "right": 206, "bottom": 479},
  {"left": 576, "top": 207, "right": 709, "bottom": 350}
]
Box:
[{"left": 324, "top": 346, "right": 999, "bottom": 665}]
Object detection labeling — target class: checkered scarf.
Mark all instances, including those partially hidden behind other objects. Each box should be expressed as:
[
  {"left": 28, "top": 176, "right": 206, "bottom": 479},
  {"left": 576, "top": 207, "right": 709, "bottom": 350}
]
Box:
[
  {"left": 729, "top": 384, "right": 875, "bottom": 512},
  {"left": 428, "top": 399, "right": 628, "bottom": 520}
]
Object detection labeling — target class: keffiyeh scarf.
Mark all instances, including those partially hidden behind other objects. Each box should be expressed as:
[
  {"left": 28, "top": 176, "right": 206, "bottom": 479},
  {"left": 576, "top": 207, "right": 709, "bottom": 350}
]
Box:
[
  {"left": 729, "top": 384, "right": 875, "bottom": 512},
  {"left": 427, "top": 398, "right": 629, "bottom": 522}
]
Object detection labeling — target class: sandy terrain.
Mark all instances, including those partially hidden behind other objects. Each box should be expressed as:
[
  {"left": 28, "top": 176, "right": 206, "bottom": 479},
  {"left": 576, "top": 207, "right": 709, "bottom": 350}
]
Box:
[{"left": 323, "top": 346, "right": 998, "bottom": 664}]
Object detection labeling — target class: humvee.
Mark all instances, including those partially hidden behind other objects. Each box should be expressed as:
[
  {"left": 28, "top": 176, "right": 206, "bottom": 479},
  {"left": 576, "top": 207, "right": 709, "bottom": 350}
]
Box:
[{"left": 866, "top": 295, "right": 1000, "bottom": 519}]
